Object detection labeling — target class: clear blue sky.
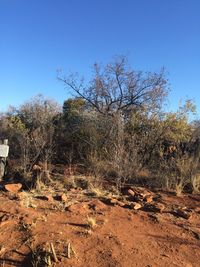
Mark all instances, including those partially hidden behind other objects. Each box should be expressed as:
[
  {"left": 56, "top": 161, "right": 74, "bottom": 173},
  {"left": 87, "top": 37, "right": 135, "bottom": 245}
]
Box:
[{"left": 0, "top": 0, "right": 200, "bottom": 115}]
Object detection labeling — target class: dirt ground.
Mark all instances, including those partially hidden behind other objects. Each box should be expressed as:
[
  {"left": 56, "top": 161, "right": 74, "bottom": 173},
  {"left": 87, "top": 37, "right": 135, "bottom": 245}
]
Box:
[{"left": 0, "top": 186, "right": 200, "bottom": 267}]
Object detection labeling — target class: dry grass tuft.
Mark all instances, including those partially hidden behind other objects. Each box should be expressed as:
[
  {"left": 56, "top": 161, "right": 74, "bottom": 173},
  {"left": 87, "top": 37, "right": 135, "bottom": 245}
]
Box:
[
  {"left": 86, "top": 216, "right": 97, "bottom": 229},
  {"left": 191, "top": 174, "right": 200, "bottom": 193},
  {"left": 175, "top": 182, "right": 183, "bottom": 196},
  {"left": 30, "top": 245, "right": 52, "bottom": 267},
  {"left": 19, "top": 192, "right": 37, "bottom": 209},
  {"left": 88, "top": 184, "right": 107, "bottom": 198}
]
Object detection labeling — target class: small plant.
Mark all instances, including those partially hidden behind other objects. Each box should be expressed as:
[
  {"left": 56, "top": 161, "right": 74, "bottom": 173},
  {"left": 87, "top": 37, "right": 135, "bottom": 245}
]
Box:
[
  {"left": 175, "top": 181, "right": 184, "bottom": 196},
  {"left": 86, "top": 216, "right": 97, "bottom": 229},
  {"left": 21, "top": 194, "right": 37, "bottom": 209},
  {"left": 89, "top": 184, "right": 106, "bottom": 198},
  {"left": 0, "top": 245, "right": 5, "bottom": 255},
  {"left": 191, "top": 174, "right": 200, "bottom": 193},
  {"left": 31, "top": 245, "right": 52, "bottom": 267}
]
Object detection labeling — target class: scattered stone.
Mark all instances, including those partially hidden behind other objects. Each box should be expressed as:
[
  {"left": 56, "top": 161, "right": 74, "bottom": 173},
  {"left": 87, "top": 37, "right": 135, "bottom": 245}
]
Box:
[
  {"left": 56, "top": 193, "right": 67, "bottom": 202},
  {"left": 148, "top": 213, "right": 164, "bottom": 223},
  {"left": 139, "top": 191, "right": 151, "bottom": 198},
  {"left": 174, "top": 209, "right": 191, "bottom": 219},
  {"left": 191, "top": 229, "right": 200, "bottom": 240},
  {"left": 143, "top": 203, "right": 165, "bottom": 213},
  {"left": 132, "top": 187, "right": 151, "bottom": 196},
  {"left": 110, "top": 198, "right": 119, "bottom": 205},
  {"left": 127, "top": 189, "right": 135, "bottom": 197},
  {"left": 129, "top": 202, "right": 142, "bottom": 210},
  {"left": 44, "top": 195, "right": 54, "bottom": 202},
  {"left": 144, "top": 195, "right": 154, "bottom": 203},
  {"left": 108, "top": 198, "right": 126, "bottom": 207},
  {"left": 116, "top": 200, "right": 126, "bottom": 207},
  {"left": 5, "top": 183, "right": 22, "bottom": 193}
]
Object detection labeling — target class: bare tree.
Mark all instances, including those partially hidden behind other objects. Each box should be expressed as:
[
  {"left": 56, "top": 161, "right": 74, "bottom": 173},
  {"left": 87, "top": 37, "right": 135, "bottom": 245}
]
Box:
[
  {"left": 58, "top": 56, "right": 169, "bottom": 185},
  {"left": 18, "top": 95, "right": 61, "bottom": 180},
  {"left": 58, "top": 56, "right": 168, "bottom": 117}
]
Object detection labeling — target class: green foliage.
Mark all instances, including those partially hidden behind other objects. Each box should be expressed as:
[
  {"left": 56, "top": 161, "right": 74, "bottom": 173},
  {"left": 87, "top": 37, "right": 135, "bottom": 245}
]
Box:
[
  {"left": 63, "top": 97, "right": 86, "bottom": 117},
  {"left": 161, "top": 113, "right": 192, "bottom": 143},
  {"left": 8, "top": 115, "right": 27, "bottom": 133}
]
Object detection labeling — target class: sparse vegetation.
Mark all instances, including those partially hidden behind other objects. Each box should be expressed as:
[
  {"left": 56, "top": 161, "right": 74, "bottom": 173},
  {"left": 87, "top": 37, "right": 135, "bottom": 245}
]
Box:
[
  {"left": 0, "top": 56, "right": 200, "bottom": 195},
  {"left": 1, "top": 0, "right": 199, "bottom": 265},
  {"left": 30, "top": 244, "right": 52, "bottom": 267},
  {"left": 86, "top": 216, "right": 97, "bottom": 229}
]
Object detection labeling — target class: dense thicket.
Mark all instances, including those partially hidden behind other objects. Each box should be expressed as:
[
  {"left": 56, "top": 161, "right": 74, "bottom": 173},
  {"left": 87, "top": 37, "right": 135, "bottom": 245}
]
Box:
[{"left": 0, "top": 57, "right": 200, "bottom": 193}]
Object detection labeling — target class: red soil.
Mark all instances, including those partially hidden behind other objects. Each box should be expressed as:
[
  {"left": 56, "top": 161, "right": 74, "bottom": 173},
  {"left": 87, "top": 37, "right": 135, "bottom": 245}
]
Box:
[{"left": 0, "top": 189, "right": 199, "bottom": 267}]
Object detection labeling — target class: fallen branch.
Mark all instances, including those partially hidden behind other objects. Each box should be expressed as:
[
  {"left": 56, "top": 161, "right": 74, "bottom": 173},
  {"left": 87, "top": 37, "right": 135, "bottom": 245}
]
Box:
[
  {"left": 50, "top": 242, "right": 58, "bottom": 263},
  {"left": 67, "top": 242, "right": 71, "bottom": 259}
]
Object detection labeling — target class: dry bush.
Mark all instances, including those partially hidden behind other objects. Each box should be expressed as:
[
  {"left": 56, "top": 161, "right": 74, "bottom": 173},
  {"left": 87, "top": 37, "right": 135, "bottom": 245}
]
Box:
[
  {"left": 30, "top": 245, "right": 52, "bottom": 267},
  {"left": 88, "top": 139, "right": 142, "bottom": 190},
  {"left": 87, "top": 183, "right": 108, "bottom": 198},
  {"left": 158, "top": 153, "right": 200, "bottom": 195}
]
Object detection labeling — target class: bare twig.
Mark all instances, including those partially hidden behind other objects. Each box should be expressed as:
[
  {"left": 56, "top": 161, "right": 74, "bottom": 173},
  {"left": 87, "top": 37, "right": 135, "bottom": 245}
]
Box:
[
  {"left": 50, "top": 242, "right": 58, "bottom": 263},
  {"left": 67, "top": 242, "right": 71, "bottom": 259}
]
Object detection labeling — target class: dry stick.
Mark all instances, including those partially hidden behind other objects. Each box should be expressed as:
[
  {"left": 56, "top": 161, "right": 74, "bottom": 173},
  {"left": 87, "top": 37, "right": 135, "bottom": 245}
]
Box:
[
  {"left": 71, "top": 245, "right": 78, "bottom": 259},
  {"left": 47, "top": 246, "right": 52, "bottom": 266},
  {"left": 50, "top": 242, "right": 58, "bottom": 263},
  {"left": 67, "top": 242, "right": 71, "bottom": 259}
]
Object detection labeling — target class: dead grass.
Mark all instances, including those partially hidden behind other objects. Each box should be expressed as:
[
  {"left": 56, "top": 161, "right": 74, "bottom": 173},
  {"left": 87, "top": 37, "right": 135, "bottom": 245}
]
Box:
[
  {"left": 88, "top": 184, "right": 107, "bottom": 198},
  {"left": 30, "top": 244, "right": 52, "bottom": 267},
  {"left": 175, "top": 182, "right": 184, "bottom": 196},
  {"left": 191, "top": 174, "right": 200, "bottom": 193},
  {"left": 19, "top": 192, "right": 37, "bottom": 209},
  {"left": 86, "top": 216, "right": 97, "bottom": 229}
]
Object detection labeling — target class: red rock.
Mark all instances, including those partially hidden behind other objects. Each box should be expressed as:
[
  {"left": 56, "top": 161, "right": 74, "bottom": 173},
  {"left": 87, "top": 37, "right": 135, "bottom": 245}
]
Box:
[
  {"left": 5, "top": 183, "right": 22, "bottom": 193},
  {"left": 144, "top": 203, "right": 165, "bottom": 213},
  {"left": 130, "top": 202, "right": 142, "bottom": 210},
  {"left": 145, "top": 195, "right": 154, "bottom": 203},
  {"left": 57, "top": 193, "right": 67, "bottom": 202},
  {"left": 44, "top": 195, "right": 54, "bottom": 201},
  {"left": 110, "top": 198, "right": 118, "bottom": 205},
  {"left": 127, "top": 189, "right": 135, "bottom": 197},
  {"left": 116, "top": 200, "right": 126, "bottom": 207},
  {"left": 174, "top": 209, "right": 191, "bottom": 219},
  {"left": 139, "top": 192, "right": 151, "bottom": 198}
]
